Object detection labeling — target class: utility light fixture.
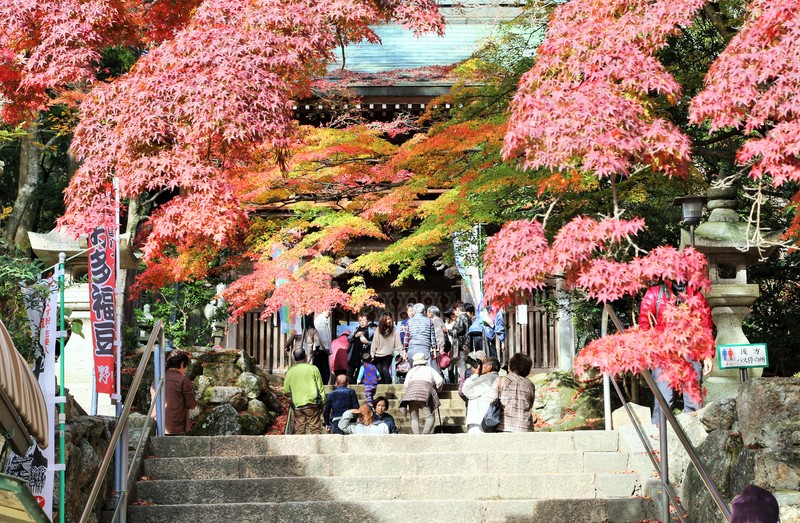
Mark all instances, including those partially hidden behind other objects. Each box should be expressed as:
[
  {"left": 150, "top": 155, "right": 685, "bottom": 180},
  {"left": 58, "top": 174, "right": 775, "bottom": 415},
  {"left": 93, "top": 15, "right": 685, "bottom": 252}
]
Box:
[{"left": 673, "top": 195, "right": 707, "bottom": 226}]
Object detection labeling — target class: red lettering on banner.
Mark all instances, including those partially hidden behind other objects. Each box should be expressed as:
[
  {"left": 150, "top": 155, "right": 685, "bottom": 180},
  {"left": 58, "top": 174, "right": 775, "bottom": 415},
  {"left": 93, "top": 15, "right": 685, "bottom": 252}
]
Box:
[{"left": 88, "top": 227, "right": 116, "bottom": 395}]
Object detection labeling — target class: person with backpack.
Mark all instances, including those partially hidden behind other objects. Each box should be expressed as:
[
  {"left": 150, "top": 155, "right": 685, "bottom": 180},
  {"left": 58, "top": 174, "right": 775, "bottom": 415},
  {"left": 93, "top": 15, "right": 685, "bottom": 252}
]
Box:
[
  {"left": 357, "top": 353, "right": 381, "bottom": 406},
  {"left": 347, "top": 313, "right": 373, "bottom": 384},
  {"left": 451, "top": 301, "right": 474, "bottom": 386},
  {"left": 463, "top": 357, "right": 500, "bottom": 433},
  {"left": 639, "top": 279, "right": 713, "bottom": 425}
]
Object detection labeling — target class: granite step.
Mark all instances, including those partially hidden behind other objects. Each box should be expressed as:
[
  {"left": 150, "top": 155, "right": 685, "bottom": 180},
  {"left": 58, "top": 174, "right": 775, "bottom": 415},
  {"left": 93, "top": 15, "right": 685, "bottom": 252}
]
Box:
[
  {"left": 127, "top": 498, "right": 657, "bottom": 523},
  {"left": 129, "top": 432, "right": 656, "bottom": 522},
  {"left": 136, "top": 472, "right": 640, "bottom": 504},
  {"left": 149, "top": 432, "right": 621, "bottom": 457},
  {"left": 144, "top": 450, "right": 631, "bottom": 479}
]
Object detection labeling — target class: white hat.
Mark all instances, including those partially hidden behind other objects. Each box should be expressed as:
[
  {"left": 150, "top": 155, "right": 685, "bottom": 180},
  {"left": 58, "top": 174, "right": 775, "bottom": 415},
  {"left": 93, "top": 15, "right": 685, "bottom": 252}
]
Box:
[{"left": 412, "top": 352, "right": 428, "bottom": 366}]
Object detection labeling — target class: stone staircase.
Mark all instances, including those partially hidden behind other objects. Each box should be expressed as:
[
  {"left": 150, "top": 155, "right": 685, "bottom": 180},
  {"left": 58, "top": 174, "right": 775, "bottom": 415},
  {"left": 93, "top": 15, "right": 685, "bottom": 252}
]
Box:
[
  {"left": 324, "top": 383, "right": 466, "bottom": 433},
  {"left": 128, "top": 430, "right": 658, "bottom": 522}
]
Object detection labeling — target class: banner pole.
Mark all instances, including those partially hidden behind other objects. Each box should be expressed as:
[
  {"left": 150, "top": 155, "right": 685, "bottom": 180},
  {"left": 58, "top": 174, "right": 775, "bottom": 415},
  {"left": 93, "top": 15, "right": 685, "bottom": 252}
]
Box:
[
  {"left": 58, "top": 252, "right": 66, "bottom": 523},
  {"left": 112, "top": 177, "right": 125, "bottom": 523}
]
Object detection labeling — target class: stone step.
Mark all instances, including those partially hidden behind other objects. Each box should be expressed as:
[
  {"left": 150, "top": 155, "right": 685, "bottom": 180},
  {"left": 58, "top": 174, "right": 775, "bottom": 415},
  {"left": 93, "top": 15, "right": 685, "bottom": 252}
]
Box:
[
  {"left": 324, "top": 385, "right": 462, "bottom": 400},
  {"left": 136, "top": 472, "right": 640, "bottom": 505},
  {"left": 150, "top": 432, "right": 621, "bottom": 458},
  {"left": 127, "top": 498, "right": 657, "bottom": 523},
  {"left": 324, "top": 384, "right": 461, "bottom": 393},
  {"left": 129, "top": 431, "right": 654, "bottom": 522},
  {"left": 144, "top": 450, "right": 631, "bottom": 480},
  {"left": 339, "top": 392, "right": 463, "bottom": 402},
  {"left": 353, "top": 401, "right": 463, "bottom": 411},
  {"left": 394, "top": 414, "right": 465, "bottom": 425}
]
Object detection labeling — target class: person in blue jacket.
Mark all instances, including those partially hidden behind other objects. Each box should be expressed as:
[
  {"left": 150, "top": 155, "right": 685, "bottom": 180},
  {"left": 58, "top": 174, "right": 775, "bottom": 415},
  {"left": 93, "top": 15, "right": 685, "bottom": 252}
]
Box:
[{"left": 323, "top": 374, "right": 359, "bottom": 434}]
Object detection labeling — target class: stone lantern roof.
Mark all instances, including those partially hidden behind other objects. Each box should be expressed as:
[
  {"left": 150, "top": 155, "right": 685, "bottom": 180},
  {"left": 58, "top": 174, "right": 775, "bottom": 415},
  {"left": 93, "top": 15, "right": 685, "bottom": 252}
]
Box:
[{"left": 28, "top": 228, "right": 140, "bottom": 270}]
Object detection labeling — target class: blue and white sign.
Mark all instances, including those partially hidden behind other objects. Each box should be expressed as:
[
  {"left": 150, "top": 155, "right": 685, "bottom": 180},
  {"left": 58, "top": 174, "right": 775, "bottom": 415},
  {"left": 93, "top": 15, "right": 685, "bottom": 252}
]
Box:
[{"left": 717, "top": 343, "right": 768, "bottom": 369}]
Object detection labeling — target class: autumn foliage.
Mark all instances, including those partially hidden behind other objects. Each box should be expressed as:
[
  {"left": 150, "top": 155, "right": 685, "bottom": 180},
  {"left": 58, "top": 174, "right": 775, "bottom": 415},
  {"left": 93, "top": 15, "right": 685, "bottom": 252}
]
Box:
[
  {"left": 3, "top": 0, "right": 798, "bottom": 391},
  {"left": 46, "top": 0, "right": 443, "bottom": 313},
  {"left": 483, "top": 216, "right": 714, "bottom": 398}
]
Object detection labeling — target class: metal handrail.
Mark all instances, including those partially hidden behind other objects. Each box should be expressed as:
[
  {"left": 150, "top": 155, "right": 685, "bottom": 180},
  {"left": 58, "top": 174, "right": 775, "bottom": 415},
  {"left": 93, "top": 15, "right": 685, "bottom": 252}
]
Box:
[
  {"left": 601, "top": 308, "right": 687, "bottom": 523},
  {"left": 603, "top": 304, "right": 731, "bottom": 522},
  {"left": 109, "top": 377, "right": 164, "bottom": 523},
  {"left": 79, "top": 320, "right": 165, "bottom": 523}
]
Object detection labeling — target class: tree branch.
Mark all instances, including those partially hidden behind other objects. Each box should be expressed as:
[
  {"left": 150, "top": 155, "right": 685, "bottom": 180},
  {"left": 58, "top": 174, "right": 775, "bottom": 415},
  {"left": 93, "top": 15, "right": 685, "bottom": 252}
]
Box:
[
  {"left": 703, "top": 3, "right": 734, "bottom": 44},
  {"left": 694, "top": 128, "right": 742, "bottom": 146},
  {"left": 692, "top": 147, "right": 736, "bottom": 160}
]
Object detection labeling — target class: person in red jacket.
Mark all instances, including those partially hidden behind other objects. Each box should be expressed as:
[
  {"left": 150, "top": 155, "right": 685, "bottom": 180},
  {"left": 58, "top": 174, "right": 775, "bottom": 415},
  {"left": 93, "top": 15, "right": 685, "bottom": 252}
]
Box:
[{"left": 639, "top": 279, "right": 713, "bottom": 425}]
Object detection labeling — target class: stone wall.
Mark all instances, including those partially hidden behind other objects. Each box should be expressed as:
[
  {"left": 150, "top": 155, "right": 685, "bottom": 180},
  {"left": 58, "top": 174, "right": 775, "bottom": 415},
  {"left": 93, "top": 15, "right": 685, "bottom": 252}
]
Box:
[
  {"left": 658, "top": 378, "right": 800, "bottom": 523},
  {"left": 0, "top": 391, "right": 116, "bottom": 523},
  {"left": 122, "top": 346, "right": 284, "bottom": 436}
]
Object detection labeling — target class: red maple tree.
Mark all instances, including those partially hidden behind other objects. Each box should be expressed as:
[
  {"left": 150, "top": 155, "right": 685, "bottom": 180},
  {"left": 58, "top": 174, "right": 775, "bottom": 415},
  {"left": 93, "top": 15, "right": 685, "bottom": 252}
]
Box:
[
  {"left": 493, "top": 0, "right": 799, "bottom": 393},
  {"left": 51, "top": 0, "right": 444, "bottom": 313}
]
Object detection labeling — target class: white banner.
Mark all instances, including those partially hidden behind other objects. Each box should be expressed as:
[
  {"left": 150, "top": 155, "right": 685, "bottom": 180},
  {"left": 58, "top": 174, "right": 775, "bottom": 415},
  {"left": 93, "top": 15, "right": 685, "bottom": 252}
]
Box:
[
  {"left": 6, "top": 276, "right": 57, "bottom": 519},
  {"left": 453, "top": 226, "right": 487, "bottom": 319}
]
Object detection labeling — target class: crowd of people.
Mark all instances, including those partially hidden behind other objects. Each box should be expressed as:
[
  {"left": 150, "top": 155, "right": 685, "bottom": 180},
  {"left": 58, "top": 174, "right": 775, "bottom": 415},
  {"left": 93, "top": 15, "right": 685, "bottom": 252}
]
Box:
[
  {"left": 284, "top": 301, "right": 506, "bottom": 388},
  {"left": 283, "top": 336, "right": 538, "bottom": 436}
]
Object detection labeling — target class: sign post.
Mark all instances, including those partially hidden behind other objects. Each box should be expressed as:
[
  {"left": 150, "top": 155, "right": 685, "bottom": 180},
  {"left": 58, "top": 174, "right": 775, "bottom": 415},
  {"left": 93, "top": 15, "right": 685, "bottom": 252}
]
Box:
[{"left": 717, "top": 343, "right": 768, "bottom": 383}]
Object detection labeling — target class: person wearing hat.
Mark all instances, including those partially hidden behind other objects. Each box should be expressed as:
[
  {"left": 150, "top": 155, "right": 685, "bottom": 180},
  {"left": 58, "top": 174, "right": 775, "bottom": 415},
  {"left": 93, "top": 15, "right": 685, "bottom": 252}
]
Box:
[
  {"left": 730, "top": 484, "right": 780, "bottom": 523},
  {"left": 399, "top": 352, "right": 444, "bottom": 434}
]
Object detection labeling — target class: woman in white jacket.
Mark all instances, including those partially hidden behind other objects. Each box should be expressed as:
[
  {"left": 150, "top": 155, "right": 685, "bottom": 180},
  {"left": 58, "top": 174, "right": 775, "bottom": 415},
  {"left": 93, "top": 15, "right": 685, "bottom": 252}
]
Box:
[{"left": 462, "top": 357, "right": 500, "bottom": 433}]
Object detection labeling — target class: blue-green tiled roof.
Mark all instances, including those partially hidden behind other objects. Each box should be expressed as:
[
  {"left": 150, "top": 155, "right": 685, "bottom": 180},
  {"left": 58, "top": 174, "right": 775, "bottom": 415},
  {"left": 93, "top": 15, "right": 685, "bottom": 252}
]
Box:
[{"left": 338, "top": 22, "right": 498, "bottom": 73}]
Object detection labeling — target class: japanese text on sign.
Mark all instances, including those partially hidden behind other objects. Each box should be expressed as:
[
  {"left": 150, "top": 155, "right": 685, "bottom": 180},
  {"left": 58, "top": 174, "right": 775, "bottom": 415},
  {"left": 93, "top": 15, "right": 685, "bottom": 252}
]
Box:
[
  {"left": 88, "top": 227, "right": 116, "bottom": 395},
  {"left": 717, "top": 343, "right": 768, "bottom": 369}
]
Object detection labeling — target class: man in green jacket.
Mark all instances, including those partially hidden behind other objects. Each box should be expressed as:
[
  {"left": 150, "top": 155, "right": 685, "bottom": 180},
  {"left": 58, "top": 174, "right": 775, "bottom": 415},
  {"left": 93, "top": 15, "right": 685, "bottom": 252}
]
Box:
[{"left": 283, "top": 348, "right": 325, "bottom": 434}]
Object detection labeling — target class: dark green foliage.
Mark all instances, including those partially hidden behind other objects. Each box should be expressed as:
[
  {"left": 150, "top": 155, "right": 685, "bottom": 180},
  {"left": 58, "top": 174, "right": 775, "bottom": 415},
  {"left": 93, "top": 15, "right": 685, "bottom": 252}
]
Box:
[
  {"left": 744, "top": 249, "right": 800, "bottom": 376},
  {"left": 136, "top": 281, "right": 226, "bottom": 349},
  {"left": 0, "top": 240, "right": 44, "bottom": 359}
]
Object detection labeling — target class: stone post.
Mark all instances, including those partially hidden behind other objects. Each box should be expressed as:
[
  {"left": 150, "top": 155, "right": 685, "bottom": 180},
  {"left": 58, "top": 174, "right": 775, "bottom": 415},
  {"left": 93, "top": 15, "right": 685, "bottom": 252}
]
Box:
[{"left": 688, "top": 180, "right": 778, "bottom": 403}]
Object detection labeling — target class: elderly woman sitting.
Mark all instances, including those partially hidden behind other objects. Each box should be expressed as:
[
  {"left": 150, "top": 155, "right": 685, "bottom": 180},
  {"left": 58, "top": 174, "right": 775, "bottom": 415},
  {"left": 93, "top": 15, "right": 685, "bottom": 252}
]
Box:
[{"left": 338, "top": 404, "right": 390, "bottom": 435}]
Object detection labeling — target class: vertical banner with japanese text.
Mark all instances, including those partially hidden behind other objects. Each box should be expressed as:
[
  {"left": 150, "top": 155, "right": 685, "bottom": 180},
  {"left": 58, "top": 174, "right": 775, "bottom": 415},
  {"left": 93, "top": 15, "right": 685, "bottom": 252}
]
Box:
[
  {"left": 5, "top": 277, "right": 57, "bottom": 518},
  {"left": 453, "top": 226, "right": 486, "bottom": 320},
  {"left": 88, "top": 227, "right": 116, "bottom": 395}
]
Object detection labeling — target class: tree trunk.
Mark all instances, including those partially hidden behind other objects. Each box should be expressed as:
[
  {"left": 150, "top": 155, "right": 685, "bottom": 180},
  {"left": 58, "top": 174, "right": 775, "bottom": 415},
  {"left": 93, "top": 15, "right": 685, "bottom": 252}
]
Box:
[{"left": 5, "top": 127, "right": 42, "bottom": 252}]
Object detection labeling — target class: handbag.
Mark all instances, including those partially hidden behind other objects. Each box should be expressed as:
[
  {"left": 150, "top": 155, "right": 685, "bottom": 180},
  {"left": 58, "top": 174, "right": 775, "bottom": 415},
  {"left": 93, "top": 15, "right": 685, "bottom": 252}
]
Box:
[
  {"left": 396, "top": 359, "right": 410, "bottom": 374},
  {"left": 481, "top": 377, "right": 504, "bottom": 433}
]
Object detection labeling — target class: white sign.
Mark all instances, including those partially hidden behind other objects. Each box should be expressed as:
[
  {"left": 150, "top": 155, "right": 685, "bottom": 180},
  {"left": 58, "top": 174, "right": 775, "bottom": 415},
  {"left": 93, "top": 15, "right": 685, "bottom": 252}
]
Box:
[
  {"left": 516, "top": 305, "right": 528, "bottom": 325},
  {"left": 718, "top": 343, "right": 768, "bottom": 369},
  {"left": 6, "top": 276, "right": 57, "bottom": 519}
]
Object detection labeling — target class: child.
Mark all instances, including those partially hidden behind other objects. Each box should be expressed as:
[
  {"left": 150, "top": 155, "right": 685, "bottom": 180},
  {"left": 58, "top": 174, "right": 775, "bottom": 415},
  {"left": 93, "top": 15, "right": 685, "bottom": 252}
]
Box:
[{"left": 357, "top": 352, "right": 381, "bottom": 406}]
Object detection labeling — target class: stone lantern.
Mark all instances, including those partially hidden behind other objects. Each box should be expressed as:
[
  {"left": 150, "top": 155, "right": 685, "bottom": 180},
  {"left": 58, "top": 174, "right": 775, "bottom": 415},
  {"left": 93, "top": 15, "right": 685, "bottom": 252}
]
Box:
[{"left": 683, "top": 180, "right": 779, "bottom": 403}]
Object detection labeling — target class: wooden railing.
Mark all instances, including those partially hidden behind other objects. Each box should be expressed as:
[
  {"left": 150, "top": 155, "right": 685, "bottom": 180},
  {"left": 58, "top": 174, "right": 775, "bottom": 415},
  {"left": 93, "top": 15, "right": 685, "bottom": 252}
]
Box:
[
  {"left": 237, "top": 310, "right": 292, "bottom": 374},
  {"left": 238, "top": 290, "right": 561, "bottom": 373},
  {"left": 504, "top": 290, "right": 559, "bottom": 370}
]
